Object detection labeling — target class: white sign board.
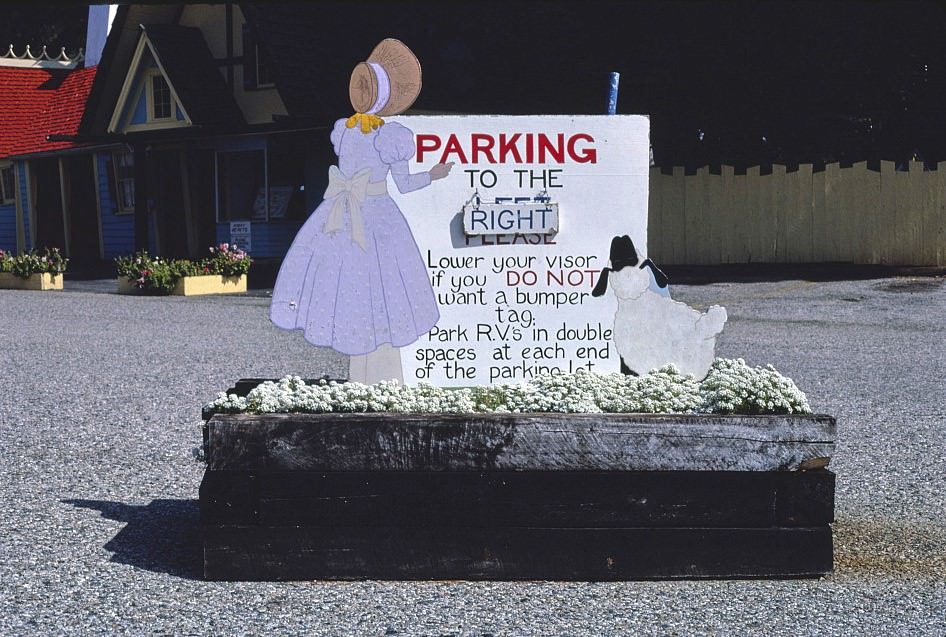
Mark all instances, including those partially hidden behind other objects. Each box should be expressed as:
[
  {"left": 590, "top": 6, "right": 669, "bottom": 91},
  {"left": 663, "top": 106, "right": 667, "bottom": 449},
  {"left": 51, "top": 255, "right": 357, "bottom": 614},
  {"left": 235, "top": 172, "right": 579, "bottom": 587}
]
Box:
[
  {"left": 230, "top": 221, "right": 252, "bottom": 253},
  {"left": 388, "top": 115, "right": 650, "bottom": 386}
]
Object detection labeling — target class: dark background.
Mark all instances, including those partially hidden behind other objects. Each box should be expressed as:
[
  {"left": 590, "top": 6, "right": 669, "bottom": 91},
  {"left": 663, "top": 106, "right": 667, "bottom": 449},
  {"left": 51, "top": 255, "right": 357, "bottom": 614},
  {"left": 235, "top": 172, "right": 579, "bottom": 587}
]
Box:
[{"left": 3, "top": 1, "right": 945, "bottom": 169}]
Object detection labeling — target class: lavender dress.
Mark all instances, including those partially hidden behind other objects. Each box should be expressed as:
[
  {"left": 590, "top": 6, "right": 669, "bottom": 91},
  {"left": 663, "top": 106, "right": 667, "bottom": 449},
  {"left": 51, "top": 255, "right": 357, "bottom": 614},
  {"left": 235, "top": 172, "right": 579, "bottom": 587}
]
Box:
[{"left": 270, "top": 119, "right": 439, "bottom": 355}]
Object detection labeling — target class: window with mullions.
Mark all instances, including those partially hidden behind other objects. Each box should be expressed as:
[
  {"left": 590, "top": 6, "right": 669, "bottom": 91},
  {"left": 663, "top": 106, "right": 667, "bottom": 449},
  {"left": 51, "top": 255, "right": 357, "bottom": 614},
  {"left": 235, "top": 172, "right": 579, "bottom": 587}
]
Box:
[
  {"left": 0, "top": 164, "right": 15, "bottom": 204},
  {"left": 110, "top": 151, "right": 135, "bottom": 214},
  {"left": 150, "top": 73, "right": 172, "bottom": 120}
]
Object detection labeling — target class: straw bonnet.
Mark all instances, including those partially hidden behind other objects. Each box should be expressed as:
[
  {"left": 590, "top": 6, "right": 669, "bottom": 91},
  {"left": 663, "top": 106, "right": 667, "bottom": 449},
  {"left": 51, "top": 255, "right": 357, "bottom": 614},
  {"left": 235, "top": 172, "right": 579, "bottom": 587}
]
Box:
[{"left": 348, "top": 38, "right": 422, "bottom": 117}]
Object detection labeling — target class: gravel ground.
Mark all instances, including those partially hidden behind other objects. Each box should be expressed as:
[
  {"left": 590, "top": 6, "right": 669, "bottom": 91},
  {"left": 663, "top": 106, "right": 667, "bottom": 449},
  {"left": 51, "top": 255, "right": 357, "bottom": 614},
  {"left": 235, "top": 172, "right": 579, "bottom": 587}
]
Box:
[{"left": 1, "top": 276, "right": 944, "bottom": 636}]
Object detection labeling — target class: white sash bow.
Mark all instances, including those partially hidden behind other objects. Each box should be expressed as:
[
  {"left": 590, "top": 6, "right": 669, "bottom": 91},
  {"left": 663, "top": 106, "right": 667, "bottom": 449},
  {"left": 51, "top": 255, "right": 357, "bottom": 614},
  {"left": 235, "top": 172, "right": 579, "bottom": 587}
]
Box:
[{"left": 322, "top": 166, "right": 387, "bottom": 250}]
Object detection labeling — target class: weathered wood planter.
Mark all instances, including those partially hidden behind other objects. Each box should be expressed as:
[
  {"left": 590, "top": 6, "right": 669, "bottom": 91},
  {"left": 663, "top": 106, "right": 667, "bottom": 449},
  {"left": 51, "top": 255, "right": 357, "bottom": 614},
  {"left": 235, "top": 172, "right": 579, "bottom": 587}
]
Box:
[
  {"left": 200, "top": 380, "right": 836, "bottom": 581},
  {"left": 117, "top": 274, "right": 247, "bottom": 296},
  {"left": 0, "top": 272, "right": 63, "bottom": 290}
]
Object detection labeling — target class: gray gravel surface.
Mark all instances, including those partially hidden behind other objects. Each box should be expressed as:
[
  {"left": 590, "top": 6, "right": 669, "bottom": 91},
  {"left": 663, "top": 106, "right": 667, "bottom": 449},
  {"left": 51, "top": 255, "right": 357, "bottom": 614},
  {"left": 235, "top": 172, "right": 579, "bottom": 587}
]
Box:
[{"left": 1, "top": 276, "right": 944, "bottom": 636}]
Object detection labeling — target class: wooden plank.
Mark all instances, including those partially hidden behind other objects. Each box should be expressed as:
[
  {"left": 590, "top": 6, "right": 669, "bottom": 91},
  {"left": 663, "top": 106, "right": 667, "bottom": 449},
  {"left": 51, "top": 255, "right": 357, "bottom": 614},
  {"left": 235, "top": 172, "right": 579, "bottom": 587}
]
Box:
[
  {"left": 785, "top": 163, "right": 813, "bottom": 262},
  {"left": 766, "top": 164, "right": 783, "bottom": 262},
  {"left": 199, "top": 470, "right": 835, "bottom": 528},
  {"left": 845, "top": 162, "right": 874, "bottom": 263},
  {"left": 810, "top": 165, "right": 828, "bottom": 261},
  {"left": 705, "top": 167, "right": 722, "bottom": 265},
  {"left": 823, "top": 163, "right": 842, "bottom": 261},
  {"left": 879, "top": 161, "right": 897, "bottom": 264},
  {"left": 199, "top": 471, "right": 259, "bottom": 525},
  {"left": 729, "top": 165, "right": 751, "bottom": 263},
  {"left": 899, "top": 162, "right": 922, "bottom": 264},
  {"left": 664, "top": 167, "right": 686, "bottom": 264},
  {"left": 858, "top": 162, "right": 882, "bottom": 263},
  {"left": 719, "top": 165, "right": 736, "bottom": 263},
  {"left": 919, "top": 165, "right": 939, "bottom": 266},
  {"left": 683, "top": 167, "right": 702, "bottom": 263},
  {"left": 647, "top": 167, "right": 664, "bottom": 262},
  {"left": 745, "top": 166, "right": 763, "bottom": 262},
  {"left": 205, "top": 412, "right": 836, "bottom": 473},
  {"left": 203, "top": 525, "right": 834, "bottom": 581},
  {"left": 933, "top": 161, "right": 946, "bottom": 266}
]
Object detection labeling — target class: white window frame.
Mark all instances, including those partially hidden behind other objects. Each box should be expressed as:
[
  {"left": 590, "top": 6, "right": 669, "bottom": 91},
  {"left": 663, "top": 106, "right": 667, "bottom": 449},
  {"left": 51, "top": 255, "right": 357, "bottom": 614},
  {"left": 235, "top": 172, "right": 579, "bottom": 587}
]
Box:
[
  {"left": 111, "top": 150, "right": 136, "bottom": 215},
  {"left": 0, "top": 162, "right": 15, "bottom": 204},
  {"left": 146, "top": 69, "right": 174, "bottom": 122}
]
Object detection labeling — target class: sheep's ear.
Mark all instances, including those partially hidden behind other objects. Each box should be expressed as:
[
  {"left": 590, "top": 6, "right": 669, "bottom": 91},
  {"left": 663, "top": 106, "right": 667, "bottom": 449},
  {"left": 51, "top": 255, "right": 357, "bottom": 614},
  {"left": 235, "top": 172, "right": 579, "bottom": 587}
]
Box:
[
  {"left": 591, "top": 268, "right": 610, "bottom": 297},
  {"left": 641, "top": 259, "right": 669, "bottom": 288}
]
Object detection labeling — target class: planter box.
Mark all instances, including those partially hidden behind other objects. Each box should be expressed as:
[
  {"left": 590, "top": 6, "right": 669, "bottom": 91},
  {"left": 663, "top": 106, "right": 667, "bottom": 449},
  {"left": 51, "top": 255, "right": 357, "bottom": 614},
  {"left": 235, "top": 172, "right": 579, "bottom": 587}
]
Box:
[
  {"left": 200, "top": 380, "right": 836, "bottom": 581},
  {"left": 0, "top": 272, "right": 63, "bottom": 291},
  {"left": 118, "top": 274, "right": 246, "bottom": 296}
]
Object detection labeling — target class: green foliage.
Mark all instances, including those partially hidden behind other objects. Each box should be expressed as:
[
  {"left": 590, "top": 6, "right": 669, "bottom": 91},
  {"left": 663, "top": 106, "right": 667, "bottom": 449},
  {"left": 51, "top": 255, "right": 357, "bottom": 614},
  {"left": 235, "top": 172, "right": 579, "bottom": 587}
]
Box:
[
  {"left": 0, "top": 247, "right": 68, "bottom": 278},
  {"left": 115, "top": 244, "right": 251, "bottom": 294}
]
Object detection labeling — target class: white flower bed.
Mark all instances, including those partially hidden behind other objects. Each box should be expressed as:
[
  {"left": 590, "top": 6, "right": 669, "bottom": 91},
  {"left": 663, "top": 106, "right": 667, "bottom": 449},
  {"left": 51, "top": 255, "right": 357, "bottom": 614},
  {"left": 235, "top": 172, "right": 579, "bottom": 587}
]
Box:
[{"left": 206, "top": 358, "right": 811, "bottom": 416}]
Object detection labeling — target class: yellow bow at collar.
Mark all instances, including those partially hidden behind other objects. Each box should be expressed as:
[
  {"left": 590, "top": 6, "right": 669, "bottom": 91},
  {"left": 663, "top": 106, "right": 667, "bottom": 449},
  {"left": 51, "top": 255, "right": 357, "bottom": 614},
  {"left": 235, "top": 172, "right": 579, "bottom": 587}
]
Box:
[{"left": 346, "top": 112, "right": 384, "bottom": 134}]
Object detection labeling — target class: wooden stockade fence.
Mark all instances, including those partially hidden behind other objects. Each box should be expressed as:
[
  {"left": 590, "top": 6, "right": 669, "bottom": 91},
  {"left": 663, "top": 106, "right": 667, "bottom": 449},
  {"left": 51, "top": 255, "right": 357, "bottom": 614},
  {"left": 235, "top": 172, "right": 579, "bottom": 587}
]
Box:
[{"left": 649, "top": 160, "right": 945, "bottom": 266}]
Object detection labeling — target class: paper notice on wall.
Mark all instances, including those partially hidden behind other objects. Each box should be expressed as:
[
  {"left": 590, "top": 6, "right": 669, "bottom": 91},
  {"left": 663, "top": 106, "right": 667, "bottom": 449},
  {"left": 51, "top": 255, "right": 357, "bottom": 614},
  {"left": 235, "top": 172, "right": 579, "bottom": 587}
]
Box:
[
  {"left": 388, "top": 114, "right": 650, "bottom": 386},
  {"left": 230, "top": 221, "right": 252, "bottom": 253}
]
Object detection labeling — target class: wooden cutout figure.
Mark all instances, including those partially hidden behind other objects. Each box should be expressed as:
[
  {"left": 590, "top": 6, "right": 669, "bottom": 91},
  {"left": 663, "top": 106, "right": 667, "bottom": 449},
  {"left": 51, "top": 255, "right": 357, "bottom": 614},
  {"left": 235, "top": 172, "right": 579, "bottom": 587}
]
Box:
[
  {"left": 592, "top": 235, "right": 727, "bottom": 379},
  {"left": 270, "top": 39, "right": 453, "bottom": 384}
]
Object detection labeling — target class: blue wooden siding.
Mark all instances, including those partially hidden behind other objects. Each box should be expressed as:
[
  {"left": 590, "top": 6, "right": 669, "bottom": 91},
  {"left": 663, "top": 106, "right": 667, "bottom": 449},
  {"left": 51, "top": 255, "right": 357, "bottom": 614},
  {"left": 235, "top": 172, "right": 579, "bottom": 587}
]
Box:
[
  {"left": 0, "top": 202, "right": 15, "bottom": 252},
  {"left": 128, "top": 87, "right": 148, "bottom": 126},
  {"left": 96, "top": 153, "right": 135, "bottom": 259},
  {"left": 18, "top": 161, "right": 30, "bottom": 250},
  {"left": 215, "top": 221, "right": 302, "bottom": 259}
]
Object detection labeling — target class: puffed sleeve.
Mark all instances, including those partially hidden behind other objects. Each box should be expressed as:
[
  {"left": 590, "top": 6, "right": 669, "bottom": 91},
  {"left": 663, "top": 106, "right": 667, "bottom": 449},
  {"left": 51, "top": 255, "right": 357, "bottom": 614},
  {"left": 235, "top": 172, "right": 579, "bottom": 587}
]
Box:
[
  {"left": 375, "top": 121, "right": 431, "bottom": 193},
  {"left": 329, "top": 118, "right": 348, "bottom": 156}
]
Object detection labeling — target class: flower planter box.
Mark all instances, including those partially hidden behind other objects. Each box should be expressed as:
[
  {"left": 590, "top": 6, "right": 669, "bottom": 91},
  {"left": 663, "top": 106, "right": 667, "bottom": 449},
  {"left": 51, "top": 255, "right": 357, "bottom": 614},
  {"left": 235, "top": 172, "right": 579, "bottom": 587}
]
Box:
[
  {"left": 199, "top": 380, "right": 836, "bottom": 581},
  {"left": 117, "top": 274, "right": 247, "bottom": 296},
  {"left": 0, "top": 272, "right": 63, "bottom": 291}
]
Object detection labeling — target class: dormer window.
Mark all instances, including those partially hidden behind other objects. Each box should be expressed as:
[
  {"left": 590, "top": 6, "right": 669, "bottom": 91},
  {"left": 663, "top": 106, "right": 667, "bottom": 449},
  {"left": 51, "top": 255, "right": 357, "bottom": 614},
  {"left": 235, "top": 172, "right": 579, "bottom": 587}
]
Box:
[{"left": 150, "top": 72, "right": 172, "bottom": 120}]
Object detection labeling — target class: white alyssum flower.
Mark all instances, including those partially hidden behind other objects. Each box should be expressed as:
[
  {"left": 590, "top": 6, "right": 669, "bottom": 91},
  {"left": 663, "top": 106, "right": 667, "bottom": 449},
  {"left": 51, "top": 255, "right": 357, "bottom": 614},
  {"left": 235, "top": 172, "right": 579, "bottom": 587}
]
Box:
[
  {"left": 700, "top": 358, "right": 811, "bottom": 415},
  {"left": 203, "top": 358, "right": 811, "bottom": 416}
]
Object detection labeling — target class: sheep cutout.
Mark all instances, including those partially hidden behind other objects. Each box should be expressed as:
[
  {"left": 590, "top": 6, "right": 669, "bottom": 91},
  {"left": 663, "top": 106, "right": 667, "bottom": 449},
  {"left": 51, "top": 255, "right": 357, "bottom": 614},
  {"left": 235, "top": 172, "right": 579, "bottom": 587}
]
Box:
[{"left": 591, "top": 235, "right": 727, "bottom": 379}]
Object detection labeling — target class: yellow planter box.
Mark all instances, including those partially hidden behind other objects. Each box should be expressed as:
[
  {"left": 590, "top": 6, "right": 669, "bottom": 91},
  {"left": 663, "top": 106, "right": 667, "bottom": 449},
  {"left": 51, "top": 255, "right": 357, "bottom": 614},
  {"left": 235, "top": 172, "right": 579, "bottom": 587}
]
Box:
[
  {"left": 173, "top": 274, "right": 247, "bottom": 296},
  {"left": 118, "top": 274, "right": 247, "bottom": 296},
  {"left": 0, "top": 272, "right": 64, "bottom": 291}
]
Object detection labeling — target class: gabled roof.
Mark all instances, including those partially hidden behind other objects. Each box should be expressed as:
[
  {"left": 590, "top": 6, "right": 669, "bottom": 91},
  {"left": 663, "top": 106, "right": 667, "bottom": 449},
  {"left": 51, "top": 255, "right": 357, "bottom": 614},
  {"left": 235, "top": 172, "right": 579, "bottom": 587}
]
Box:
[
  {"left": 135, "top": 24, "right": 244, "bottom": 129},
  {"left": 79, "top": 4, "right": 182, "bottom": 136},
  {"left": 0, "top": 65, "right": 97, "bottom": 159}
]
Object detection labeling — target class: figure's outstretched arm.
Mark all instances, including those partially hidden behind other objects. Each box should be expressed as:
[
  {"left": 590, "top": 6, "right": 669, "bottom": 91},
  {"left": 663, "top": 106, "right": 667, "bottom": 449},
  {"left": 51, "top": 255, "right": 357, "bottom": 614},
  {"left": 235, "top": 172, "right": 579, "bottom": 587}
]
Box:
[{"left": 389, "top": 161, "right": 453, "bottom": 193}]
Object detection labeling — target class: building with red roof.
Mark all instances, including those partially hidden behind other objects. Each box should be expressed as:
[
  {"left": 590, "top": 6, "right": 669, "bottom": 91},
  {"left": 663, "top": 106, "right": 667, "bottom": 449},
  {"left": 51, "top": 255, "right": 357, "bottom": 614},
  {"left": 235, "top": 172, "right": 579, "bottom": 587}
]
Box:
[{"left": 0, "top": 48, "right": 100, "bottom": 256}]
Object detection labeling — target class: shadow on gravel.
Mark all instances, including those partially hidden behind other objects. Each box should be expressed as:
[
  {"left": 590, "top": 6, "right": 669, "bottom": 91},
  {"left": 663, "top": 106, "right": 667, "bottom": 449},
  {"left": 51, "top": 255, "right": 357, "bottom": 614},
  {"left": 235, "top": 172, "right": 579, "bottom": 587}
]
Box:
[
  {"left": 63, "top": 498, "right": 203, "bottom": 580},
  {"left": 832, "top": 516, "right": 946, "bottom": 578}
]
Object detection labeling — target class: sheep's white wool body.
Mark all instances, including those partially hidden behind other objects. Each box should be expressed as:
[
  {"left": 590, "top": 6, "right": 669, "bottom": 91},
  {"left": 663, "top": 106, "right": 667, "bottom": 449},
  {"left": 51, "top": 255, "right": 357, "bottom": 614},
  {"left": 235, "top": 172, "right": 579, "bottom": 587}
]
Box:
[{"left": 609, "top": 265, "right": 727, "bottom": 379}]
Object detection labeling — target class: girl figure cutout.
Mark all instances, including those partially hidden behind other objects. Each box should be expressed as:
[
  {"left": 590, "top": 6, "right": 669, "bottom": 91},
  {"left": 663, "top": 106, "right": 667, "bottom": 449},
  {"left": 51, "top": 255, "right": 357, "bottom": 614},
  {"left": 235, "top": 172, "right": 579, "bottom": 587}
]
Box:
[{"left": 270, "top": 39, "right": 452, "bottom": 384}]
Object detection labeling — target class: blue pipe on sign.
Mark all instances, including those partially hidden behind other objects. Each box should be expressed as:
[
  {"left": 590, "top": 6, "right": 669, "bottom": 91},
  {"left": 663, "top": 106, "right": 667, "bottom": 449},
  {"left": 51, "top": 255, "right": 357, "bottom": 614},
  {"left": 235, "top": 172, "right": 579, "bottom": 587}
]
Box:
[{"left": 607, "top": 72, "right": 620, "bottom": 115}]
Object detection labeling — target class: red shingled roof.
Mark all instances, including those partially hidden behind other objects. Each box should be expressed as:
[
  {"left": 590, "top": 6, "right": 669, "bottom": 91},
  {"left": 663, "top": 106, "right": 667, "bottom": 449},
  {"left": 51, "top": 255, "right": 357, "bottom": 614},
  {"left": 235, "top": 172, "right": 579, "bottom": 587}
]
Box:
[{"left": 0, "top": 65, "right": 97, "bottom": 159}]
